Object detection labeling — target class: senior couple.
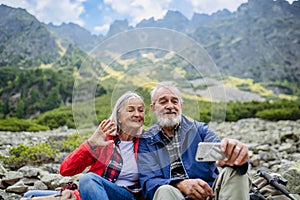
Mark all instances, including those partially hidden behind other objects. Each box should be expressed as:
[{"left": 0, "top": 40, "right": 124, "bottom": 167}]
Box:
[{"left": 23, "top": 82, "right": 250, "bottom": 200}]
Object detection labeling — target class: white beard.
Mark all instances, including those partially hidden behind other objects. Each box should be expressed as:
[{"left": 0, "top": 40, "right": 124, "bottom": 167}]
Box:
[{"left": 156, "top": 113, "right": 181, "bottom": 128}]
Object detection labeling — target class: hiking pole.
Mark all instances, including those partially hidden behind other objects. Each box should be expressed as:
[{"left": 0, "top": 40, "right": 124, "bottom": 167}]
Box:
[{"left": 257, "top": 170, "right": 297, "bottom": 200}]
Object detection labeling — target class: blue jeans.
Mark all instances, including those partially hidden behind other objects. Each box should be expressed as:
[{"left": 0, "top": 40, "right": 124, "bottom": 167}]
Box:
[
  {"left": 79, "top": 172, "right": 135, "bottom": 200},
  {"left": 23, "top": 190, "right": 57, "bottom": 197}
]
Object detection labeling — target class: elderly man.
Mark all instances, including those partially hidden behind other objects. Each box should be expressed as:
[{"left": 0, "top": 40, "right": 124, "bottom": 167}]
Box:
[{"left": 138, "top": 82, "right": 251, "bottom": 200}]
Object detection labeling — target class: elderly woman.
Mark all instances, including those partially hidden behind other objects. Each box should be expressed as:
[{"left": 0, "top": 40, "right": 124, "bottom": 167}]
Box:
[{"left": 22, "top": 91, "right": 145, "bottom": 200}]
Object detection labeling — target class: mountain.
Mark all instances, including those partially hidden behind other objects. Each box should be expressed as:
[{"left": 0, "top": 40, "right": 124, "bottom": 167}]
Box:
[
  {"left": 0, "top": 4, "right": 93, "bottom": 69},
  {"left": 137, "top": 10, "right": 189, "bottom": 32},
  {"left": 136, "top": 0, "right": 300, "bottom": 86},
  {"left": 47, "top": 22, "right": 104, "bottom": 52},
  {"left": 190, "top": 0, "right": 300, "bottom": 84},
  {"left": 0, "top": 5, "right": 60, "bottom": 67},
  {"left": 0, "top": 4, "right": 102, "bottom": 118},
  {"left": 106, "top": 19, "right": 133, "bottom": 38},
  {"left": 50, "top": 0, "right": 300, "bottom": 88}
]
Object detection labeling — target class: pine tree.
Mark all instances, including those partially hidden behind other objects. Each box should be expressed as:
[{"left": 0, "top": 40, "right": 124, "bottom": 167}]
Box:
[
  {"left": 16, "top": 99, "right": 25, "bottom": 118},
  {"left": 3, "top": 97, "right": 10, "bottom": 117}
]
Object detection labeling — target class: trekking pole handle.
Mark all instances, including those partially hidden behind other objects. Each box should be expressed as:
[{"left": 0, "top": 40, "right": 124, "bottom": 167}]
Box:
[{"left": 257, "top": 170, "right": 297, "bottom": 200}]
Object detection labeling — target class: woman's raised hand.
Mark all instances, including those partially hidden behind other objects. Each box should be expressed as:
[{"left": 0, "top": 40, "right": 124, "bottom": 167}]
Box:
[{"left": 88, "top": 119, "right": 117, "bottom": 147}]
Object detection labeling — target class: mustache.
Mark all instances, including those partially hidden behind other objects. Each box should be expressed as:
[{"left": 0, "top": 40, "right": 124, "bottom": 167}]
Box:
[{"left": 162, "top": 109, "right": 177, "bottom": 114}]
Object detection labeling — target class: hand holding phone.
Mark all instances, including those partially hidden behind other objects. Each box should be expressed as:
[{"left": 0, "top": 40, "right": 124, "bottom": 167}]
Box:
[{"left": 195, "top": 142, "right": 228, "bottom": 162}]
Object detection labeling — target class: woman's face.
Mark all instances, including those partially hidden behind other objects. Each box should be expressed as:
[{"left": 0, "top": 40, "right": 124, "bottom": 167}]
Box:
[{"left": 118, "top": 97, "right": 145, "bottom": 134}]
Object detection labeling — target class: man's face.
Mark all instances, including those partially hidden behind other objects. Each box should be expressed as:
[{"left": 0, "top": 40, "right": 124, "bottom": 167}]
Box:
[{"left": 151, "top": 87, "right": 182, "bottom": 128}]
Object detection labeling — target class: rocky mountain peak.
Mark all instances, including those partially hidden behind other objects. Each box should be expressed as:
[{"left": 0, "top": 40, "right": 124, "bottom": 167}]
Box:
[
  {"left": 242, "top": 0, "right": 297, "bottom": 18},
  {"left": 106, "top": 19, "right": 132, "bottom": 37}
]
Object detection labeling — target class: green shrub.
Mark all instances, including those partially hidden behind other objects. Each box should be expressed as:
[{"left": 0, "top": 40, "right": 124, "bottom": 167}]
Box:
[
  {"left": 1, "top": 143, "right": 58, "bottom": 170},
  {"left": 0, "top": 118, "right": 49, "bottom": 132},
  {"left": 224, "top": 100, "right": 300, "bottom": 122},
  {"left": 35, "top": 107, "right": 75, "bottom": 129},
  {"left": 35, "top": 94, "right": 114, "bottom": 130},
  {"left": 61, "top": 132, "right": 90, "bottom": 152},
  {"left": 256, "top": 108, "right": 300, "bottom": 121}
]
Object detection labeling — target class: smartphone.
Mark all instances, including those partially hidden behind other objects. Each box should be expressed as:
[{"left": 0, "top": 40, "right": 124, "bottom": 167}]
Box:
[{"left": 195, "top": 142, "right": 228, "bottom": 162}]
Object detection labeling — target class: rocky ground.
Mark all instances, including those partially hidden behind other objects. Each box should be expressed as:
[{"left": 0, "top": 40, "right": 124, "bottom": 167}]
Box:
[{"left": 0, "top": 118, "right": 300, "bottom": 199}]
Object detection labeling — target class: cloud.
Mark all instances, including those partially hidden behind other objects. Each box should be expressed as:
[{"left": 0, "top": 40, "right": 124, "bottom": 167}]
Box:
[
  {"left": 188, "top": 0, "right": 296, "bottom": 14},
  {"left": 0, "top": 0, "right": 86, "bottom": 26},
  {"left": 187, "top": 0, "right": 248, "bottom": 14},
  {"left": 94, "top": 24, "right": 110, "bottom": 34},
  {"left": 0, "top": 0, "right": 29, "bottom": 9},
  {"left": 0, "top": 0, "right": 296, "bottom": 35},
  {"left": 103, "top": 0, "right": 172, "bottom": 25}
]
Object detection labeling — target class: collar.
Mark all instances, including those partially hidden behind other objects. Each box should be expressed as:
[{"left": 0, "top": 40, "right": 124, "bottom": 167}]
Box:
[
  {"left": 158, "top": 123, "right": 180, "bottom": 132},
  {"left": 115, "top": 136, "right": 138, "bottom": 145}
]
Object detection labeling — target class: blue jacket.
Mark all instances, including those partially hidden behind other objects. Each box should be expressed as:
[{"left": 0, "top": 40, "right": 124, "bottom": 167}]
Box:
[{"left": 138, "top": 115, "right": 248, "bottom": 200}]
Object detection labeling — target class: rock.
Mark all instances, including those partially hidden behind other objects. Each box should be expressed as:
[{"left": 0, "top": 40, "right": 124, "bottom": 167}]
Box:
[
  {"left": 278, "top": 143, "right": 293, "bottom": 152},
  {"left": 18, "top": 166, "right": 39, "bottom": 178},
  {"left": 256, "top": 144, "right": 270, "bottom": 152},
  {"left": 32, "top": 180, "right": 48, "bottom": 190},
  {"left": 0, "top": 190, "right": 9, "bottom": 199},
  {"left": 5, "top": 180, "right": 27, "bottom": 194},
  {"left": 250, "top": 154, "right": 261, "bottom": 167},
  {"left": 283, "top": 162, "right": 300, "bottom": 194},
  {"left": 22, "top": 177, "right": 38, "bottom": 186},
  {"left": 291, "top": 153, "right": 300, "bottom": 161},
  {"left": 40, "top": 163, "right": 60, "bottom": 174},
  {"left": 259, "top": 150, "right": 277, "bottom": 162},
  {"left": 40, "top": 173, "right": 64, "bottom": 190},
  {"left": 2, "top": 192, "right": 21, "bottom": 200},
  {"left": 0, "top": 180, "right": 6, "bottom": 189},
  {"left": 1, "top": 171, "right": 23, "bottom": 186},
  {"left": 0, "top": 165, "right": 7, "bottom": 178}
]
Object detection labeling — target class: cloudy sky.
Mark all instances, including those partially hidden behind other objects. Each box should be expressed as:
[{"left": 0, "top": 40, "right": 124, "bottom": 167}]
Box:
[{"left": 0, "top": 0, "right": 296, "bottom": 35}]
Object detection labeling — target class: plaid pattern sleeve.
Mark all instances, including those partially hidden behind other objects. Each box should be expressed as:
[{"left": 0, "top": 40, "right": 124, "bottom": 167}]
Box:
[{"left": 102, "top": 143, "right": 123, "bottom": 183}]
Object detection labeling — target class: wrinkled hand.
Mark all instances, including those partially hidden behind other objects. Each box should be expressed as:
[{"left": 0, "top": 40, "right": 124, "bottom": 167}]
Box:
[
  {"left": 216, "top": 138, "right": 249, "bottom": 167},
  {"left": 176, "top": 179, "right": 215, "bottom": 200},
  {"left": 88, "top": 119, "right": 117, "bottom": 147}
]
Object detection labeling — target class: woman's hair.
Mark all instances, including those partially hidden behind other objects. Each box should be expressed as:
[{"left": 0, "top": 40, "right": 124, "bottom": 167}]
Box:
[
  {"left": 150, "top": 82, "right": 183, "bottom": 104},
  {"left": 109, "top": 91, "right": 144, "bottom": 132}
]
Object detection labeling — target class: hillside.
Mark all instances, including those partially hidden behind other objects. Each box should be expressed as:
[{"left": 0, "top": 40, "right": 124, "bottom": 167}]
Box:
[
  {"left": 47, "top": 22, "right": 104, "bottom": 52},
  {"left": 0, "top": 5, "right": 60, "bottom": 67},
  {"left": 136, "top": 0, "right": 300, "bottom": 96},
  {"left": 190, "top": 0, "right": 300, "bottom": 84},
  {"left": 0, "top": 5, "right": 105, "bottom": 118},
  {"left": 47, "top": 0, "right": 300, "bottom": 97}
]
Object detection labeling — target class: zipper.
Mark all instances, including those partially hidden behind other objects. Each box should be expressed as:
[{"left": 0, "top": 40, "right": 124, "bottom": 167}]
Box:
[{"left": 180, "top": 122, "right": 193, "bottom": 179}]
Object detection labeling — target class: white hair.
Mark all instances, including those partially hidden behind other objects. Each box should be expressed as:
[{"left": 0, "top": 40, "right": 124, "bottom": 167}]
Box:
[{"left": 150, "top": 82, "right": 183, "bottom": 104}]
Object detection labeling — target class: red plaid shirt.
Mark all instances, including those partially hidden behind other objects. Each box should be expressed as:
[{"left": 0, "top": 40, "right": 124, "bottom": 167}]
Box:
[
  {"left": 102, "top": 139, "right": 123, "bottom": 182},
  {"left": 60, "top": 136, "right": 141, "bottom": 200},
  {"left": 60, "top": 136, "right": 140, "bottom": 183}
]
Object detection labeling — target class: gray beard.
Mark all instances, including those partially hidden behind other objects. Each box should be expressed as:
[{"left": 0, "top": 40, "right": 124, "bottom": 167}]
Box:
[{"left": 156, "top": 114, "right": 181, "bottom": 128}]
